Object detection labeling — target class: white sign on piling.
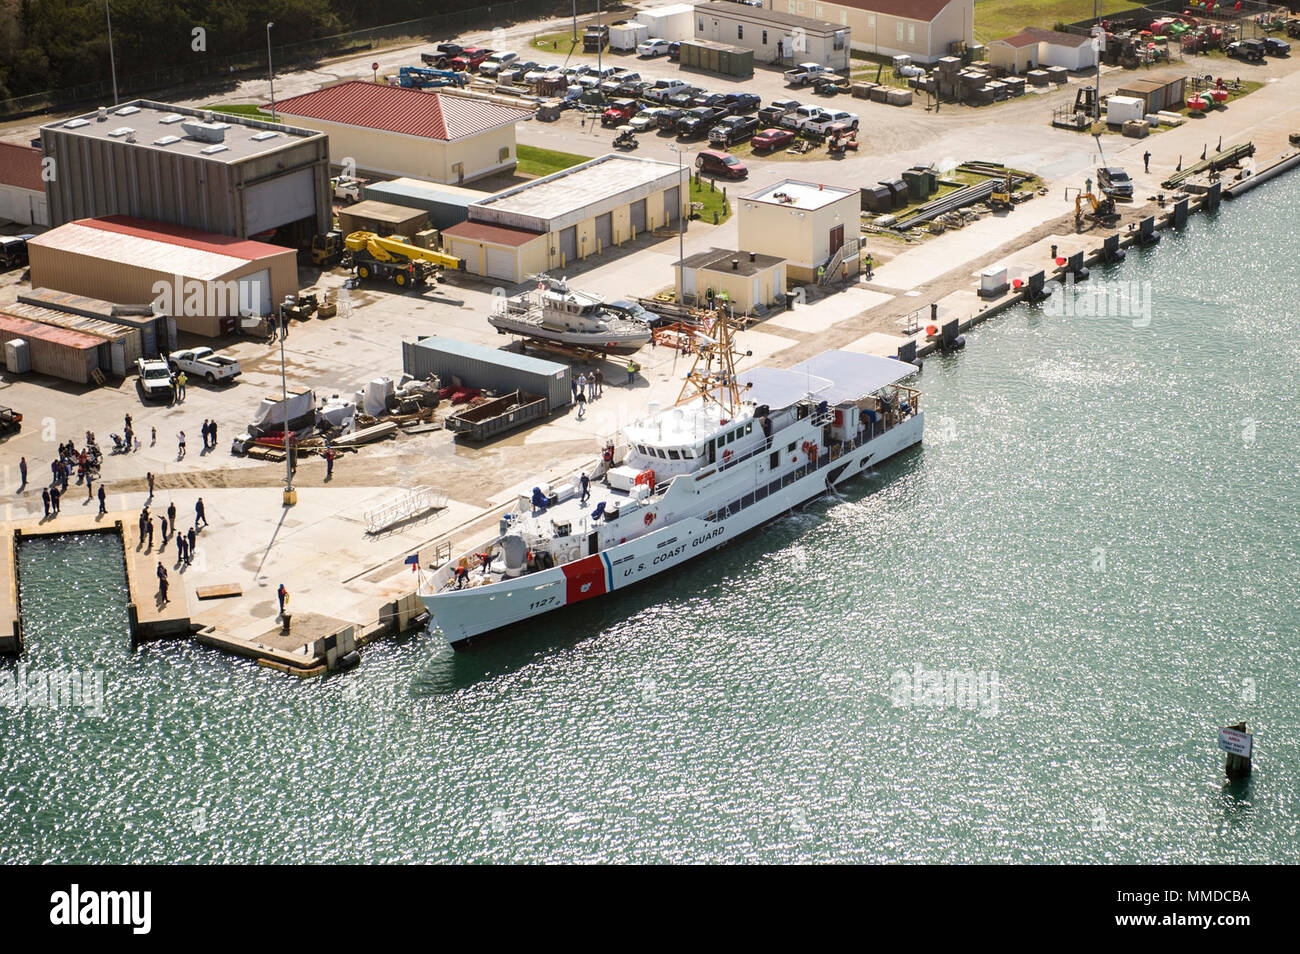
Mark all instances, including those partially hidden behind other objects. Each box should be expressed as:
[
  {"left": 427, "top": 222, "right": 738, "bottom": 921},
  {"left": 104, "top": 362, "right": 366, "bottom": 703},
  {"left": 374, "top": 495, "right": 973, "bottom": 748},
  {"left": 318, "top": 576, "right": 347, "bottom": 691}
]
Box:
[{"left": 1218, "top": 726, "right": 1253, "bottom": 758}]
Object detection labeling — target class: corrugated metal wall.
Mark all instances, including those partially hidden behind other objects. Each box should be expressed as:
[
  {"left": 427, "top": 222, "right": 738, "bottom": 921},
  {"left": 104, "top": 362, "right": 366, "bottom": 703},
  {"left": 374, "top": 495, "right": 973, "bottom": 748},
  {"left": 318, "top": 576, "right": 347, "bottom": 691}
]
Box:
[{"left": 403, "top": 339, "right": 571, "bottom": 410}]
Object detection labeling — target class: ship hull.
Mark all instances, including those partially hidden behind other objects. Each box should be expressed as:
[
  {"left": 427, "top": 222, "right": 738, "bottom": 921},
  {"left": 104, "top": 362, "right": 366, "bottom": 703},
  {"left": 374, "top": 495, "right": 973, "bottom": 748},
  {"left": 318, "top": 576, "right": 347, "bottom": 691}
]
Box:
[
  {"left": 489, "top": 316, "right": 650, "bottom": 355},
  {"left": 423, "top": 414, "right": 922, "bottom": 647}
]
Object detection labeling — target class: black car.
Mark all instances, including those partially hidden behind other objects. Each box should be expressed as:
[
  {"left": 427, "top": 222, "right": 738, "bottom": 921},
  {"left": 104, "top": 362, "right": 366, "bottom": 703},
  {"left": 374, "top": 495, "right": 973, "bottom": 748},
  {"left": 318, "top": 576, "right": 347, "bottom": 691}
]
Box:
[
  {"left": 707, "top": 114, "right": 759, "bottom": 146},
  {"left": 1261, "top": 36, "right": 1290, "bottom": 56},
  {"left": 677, "top": 106, "right": 727, "bottom": 138},
  {"left": 723, "top": 92, "right": 761, "bottom": 113},
  {"left": 656, "top": 107, "right": 685, "bottom": 130},
  {"left": 668, "top": 41, "right": 681, "bottom": 61},
  {"left": 617, "top": 79, "right": 651, "bottom": 98},
  {"left": 0, "top": 407, "right": 21, "bottom": 437}
]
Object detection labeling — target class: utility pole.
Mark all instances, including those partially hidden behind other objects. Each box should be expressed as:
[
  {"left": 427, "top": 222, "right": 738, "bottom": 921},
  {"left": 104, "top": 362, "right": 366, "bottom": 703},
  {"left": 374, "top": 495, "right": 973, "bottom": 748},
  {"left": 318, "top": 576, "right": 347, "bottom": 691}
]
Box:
[
  {"left": 572, "top": 0, "right": 578, "bottom": 43},
  {"left": 597, "top": 0, "right": 602, "bottom": 75},
  {"left": 267, "top": 22, "right": 277, "bottom": 121},
  {"left": 105, "top": 1, "right": 119, "bottom": 105},
  {"left": 279, "top": 322, "right": 295, "bottom": 506},
  {"left": 1095, "top": 0, "right": 1102, "bottom": 121}
]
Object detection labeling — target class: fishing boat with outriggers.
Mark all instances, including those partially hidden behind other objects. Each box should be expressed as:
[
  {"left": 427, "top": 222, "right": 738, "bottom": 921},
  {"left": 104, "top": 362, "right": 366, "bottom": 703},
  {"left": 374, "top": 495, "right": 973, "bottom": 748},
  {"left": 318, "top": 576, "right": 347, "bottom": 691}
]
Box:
[
  {"left": 488, "top": 273, "right": 653, "bottom": 355},
  {"left": 419, "top": 310, "right": 924, "bottom": 647}
]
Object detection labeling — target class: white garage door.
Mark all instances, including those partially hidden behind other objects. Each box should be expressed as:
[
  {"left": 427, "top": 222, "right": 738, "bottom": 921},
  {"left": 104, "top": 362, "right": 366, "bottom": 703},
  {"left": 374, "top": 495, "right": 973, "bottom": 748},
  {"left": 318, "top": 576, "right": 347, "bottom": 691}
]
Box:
[
  {"left": 244, "top": 168, "right": 316, "bottom": 235},
  {"left": 485, "top": 246, "right": 517, "bottom": 282},
  {"left": 238, "top": 268, "right": 272, "bottom": 316}
]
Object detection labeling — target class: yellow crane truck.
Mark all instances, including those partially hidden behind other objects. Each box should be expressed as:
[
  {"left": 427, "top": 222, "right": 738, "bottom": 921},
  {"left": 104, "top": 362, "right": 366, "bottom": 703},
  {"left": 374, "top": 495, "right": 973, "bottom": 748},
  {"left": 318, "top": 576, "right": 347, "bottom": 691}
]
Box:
[{"left": 343, "top": 232, "right": 465, "bottom": 288}]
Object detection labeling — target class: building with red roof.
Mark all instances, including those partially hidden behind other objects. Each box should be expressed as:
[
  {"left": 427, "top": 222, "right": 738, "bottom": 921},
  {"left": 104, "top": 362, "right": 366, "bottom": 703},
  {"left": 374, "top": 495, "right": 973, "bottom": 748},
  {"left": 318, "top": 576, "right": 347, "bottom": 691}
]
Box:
[
  {"left": 27, "top": 215, "right": 298, "bottom": 337},
  {"left": 0, "top": 141, "right": 48, "bottom": 226},
  {"left": 272, "top": 81, "right": 533, "bottom": 184}
]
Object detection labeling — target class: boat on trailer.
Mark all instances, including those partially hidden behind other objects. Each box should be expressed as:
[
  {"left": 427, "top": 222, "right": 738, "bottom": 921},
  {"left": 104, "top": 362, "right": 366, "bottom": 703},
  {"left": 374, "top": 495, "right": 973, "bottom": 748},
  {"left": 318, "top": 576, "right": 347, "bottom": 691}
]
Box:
[
  {"left": 420, "top": 312, "right": 924, "bottom": 647},
  {"left": 489, "top": 274, "right": 653, "bottom": 355}
]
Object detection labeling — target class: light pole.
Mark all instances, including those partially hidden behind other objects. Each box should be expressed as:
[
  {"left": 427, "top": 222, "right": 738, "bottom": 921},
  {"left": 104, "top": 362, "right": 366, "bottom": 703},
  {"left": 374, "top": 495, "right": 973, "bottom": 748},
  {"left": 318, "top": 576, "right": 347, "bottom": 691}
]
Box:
[
  {"left": 266, "top": 22, "right": 277, "bottom": 121},
  {"left": 670, "top": 145, "right": 686, "bottom": 301},
  {"left": 572, "top": 0, "right": 578, "bottom": 43},
  {"left": 105, "top": 1, "right": 119, "bottom": 105},
  {"left": 279, "top": 323, "right": 295, "bottom": 506},
  {"left": 596, "top": 0, "right": 602, "bottom": 75}
]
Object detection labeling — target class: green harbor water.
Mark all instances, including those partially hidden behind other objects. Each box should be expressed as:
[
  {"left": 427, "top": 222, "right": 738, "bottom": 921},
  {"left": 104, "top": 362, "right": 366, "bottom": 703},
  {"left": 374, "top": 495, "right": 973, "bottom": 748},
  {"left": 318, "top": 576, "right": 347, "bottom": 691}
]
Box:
[{"left": 2, "top": 180, "right": 1299, "bottom": 863}]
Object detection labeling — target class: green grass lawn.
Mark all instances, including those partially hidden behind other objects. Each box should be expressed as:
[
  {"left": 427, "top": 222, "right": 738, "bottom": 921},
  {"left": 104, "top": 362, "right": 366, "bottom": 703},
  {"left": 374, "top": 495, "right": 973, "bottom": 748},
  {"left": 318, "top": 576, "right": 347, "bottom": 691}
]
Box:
[
  {"left": 205, "top": 103, "right": 278, "bottom": 122},
  {"left": 516, "top": 144, "right": 590, "bottom": 178},
  {"left": 690, "top": 177, "right": 731, "bottom": 224},
  {"left": 973, "top": 0, "right": 1144, "bottom": 44},
  {"left": 531, "top": 32, "right": 582, "bottom": 58}
]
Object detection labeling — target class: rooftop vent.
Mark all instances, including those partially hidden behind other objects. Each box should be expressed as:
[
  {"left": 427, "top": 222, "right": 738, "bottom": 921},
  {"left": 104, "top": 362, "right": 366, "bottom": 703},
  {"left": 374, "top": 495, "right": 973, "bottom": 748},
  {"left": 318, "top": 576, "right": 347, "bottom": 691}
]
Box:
[
  {"left": 250, "top": 130, "right": 279, "bottom": 141},
  {"left": 108, "top": 126, "right": 135, "bottom": 137},
  {"left": 200, "top": 143, "right": 229, "bottom": 155},
  {"left": 159, "top": 113, "right": 185, "bottom": 124},
  {"left": 96, "top": 107, "right": 108, "bottom": 121},
  {"left": 153, "top": 135, "right": 181, "bottom": 146},
  {"left": 116, "top": 105, "right": 140, "bottom": 116},
  {"left": 181, "top": 119, "right": 230, "bottom": 143}
]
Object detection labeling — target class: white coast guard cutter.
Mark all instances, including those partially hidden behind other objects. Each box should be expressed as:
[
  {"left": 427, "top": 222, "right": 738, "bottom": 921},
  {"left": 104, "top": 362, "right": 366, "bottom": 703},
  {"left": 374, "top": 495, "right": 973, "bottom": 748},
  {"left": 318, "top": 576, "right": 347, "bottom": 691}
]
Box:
[{"left": 420, "top": 313, "right": 924, "bottom": 647}]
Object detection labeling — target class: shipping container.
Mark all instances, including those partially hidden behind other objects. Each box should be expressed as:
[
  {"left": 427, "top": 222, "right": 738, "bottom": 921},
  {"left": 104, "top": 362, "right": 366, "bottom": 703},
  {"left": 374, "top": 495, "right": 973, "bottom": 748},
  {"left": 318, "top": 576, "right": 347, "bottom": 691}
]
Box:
[
  {"left": 446, "top": 390, "right": 548, "bottom": 440},
  {"left": 360, "top": 179, "right": 488, "bottom": 232},
  {"left": 337, "top": 200, "right": 430, "bottom": 239},
  {"left": 0, "top": 313, "right": 100, "bottom": 384},
  {"left": 679, "top": 40, "right": 754, "bottom": 79},
  {"left": 2, "top": 302, "right": 142, "bottom": 375},
  {"left": 17, "top": 288, "right": 177, "bottom": 357},
  {"left": 402, "top": 337, "right": 571, "bottom": 411}
]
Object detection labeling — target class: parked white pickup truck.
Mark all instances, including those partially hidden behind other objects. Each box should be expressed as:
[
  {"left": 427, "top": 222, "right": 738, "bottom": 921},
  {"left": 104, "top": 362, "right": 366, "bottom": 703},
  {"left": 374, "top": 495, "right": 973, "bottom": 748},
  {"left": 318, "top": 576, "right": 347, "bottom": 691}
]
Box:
[
  {"left": 136, "top": 358, "right": 174, "bottom": 403},
  {"left": 168, "top": 346, "right": 241, "bottom": 384},
  {"left": 783, "top": 62, "right": 836, "bottom": 86}
]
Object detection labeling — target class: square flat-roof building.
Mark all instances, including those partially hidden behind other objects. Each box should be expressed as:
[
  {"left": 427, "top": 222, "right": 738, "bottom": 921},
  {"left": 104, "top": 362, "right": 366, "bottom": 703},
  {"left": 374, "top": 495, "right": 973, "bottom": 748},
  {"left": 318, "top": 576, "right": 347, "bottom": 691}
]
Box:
[
  {"left": 694, "top": 2, "right": 851, "bottom": 69},
  {"left": 273, "top": 81, "right": 532, "bottom": 185},
  {"left": 738, "top": 179, "right": 859, "bottom": 283},
  {"left": 27, "top": 215, "right": 299, "bottom": 337},
  {"left": 988, "top": 28, "right": 1097, "bottom": 74},
  {"left": 674, "top": 247, "right": 787, "bottom": 311},
  {"left": 40, "top": 100, "right": 331, "bottom": 242},
  {"left": 443, "top": 153, "right": 689, "bottom": 283}
]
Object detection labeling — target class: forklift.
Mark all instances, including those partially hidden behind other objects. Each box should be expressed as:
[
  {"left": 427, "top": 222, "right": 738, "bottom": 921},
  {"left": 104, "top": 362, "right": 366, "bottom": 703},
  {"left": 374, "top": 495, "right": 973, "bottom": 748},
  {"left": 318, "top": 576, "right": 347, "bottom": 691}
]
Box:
[
  {"left": 989, "top": 178, "right": 1013, "bottom": 211},
  {"left": 310, "top": 230, "right": 344, "bottom": 267}
]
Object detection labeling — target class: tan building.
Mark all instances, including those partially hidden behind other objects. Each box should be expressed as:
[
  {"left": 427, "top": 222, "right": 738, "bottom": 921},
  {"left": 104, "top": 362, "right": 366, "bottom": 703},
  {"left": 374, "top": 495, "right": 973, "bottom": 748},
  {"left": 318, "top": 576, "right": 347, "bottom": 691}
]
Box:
[
  {"left": 989, "top": 28, "right": 1097, "bottom": 74},
  {"left": 445, "top": 154, "right": 689, "bottom": 284},
  {"left": 674, "top": 248, "right": 787, "bottom": 311},
  {"left": 737, "top": 179, "right": 859, "bottom": 284},
  {"left": 764, "top": 0, "right": 973, "bottom": 63},
  {"left": 693, "top": 2, "right": 851, "bottom": 69},
  {"left": 273, "top": 81, "right": 532, "bottom": 184},
  {"left": 26, "top": 215, "right": 298, "bottom": 337}
]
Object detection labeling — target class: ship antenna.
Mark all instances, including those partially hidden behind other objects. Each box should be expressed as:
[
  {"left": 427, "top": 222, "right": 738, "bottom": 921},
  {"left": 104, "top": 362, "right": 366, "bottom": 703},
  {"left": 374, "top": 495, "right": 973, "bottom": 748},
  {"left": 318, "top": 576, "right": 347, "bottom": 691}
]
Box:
[{"left": 676, "top": 302, "right": 745, "bottom": 415}]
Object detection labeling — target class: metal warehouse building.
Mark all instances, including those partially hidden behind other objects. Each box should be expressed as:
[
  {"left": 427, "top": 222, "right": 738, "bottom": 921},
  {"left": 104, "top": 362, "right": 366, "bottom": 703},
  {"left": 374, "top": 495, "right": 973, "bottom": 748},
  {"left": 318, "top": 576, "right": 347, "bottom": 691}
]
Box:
[
  {"left": 361, "top": 178, "right": 493, "bottom": 231},
  {"left": 40, "top": 101, "right": 331, "bottom": 242},
  {"left": 27, "top": 215, "right": 299, "bottom": 337},
  {"left": 273, "top": 81, "right": 532, "bottom": 185},
  {"left": 402, "top": 336, "right": 571, "bottom": 411},
  {"left": 442, "top": 153, "right": 689, "bottom": 284},
  {"left": 0, "top": 314, "right": 104, "bottom": 384}
]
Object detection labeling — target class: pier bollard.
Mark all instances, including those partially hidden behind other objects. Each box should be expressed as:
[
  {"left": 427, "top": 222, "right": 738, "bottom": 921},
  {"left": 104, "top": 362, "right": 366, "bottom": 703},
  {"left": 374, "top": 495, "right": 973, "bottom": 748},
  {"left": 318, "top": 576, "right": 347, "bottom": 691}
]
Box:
[
  {"left": 281, "top": 612, "right": 292, "bottom": 634},
  {"left": 1221, "top": 722, "right": 1253, "bottom": 780},
  {"left": 1205, "top": 181, "right": 1222, "bottom": 212}
]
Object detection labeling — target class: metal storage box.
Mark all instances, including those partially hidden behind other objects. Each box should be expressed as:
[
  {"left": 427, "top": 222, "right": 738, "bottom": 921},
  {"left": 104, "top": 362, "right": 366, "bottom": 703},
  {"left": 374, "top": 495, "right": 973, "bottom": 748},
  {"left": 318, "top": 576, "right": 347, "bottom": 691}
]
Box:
[{"left": 402, "top": 337, "right": 571, "bottom": 411}]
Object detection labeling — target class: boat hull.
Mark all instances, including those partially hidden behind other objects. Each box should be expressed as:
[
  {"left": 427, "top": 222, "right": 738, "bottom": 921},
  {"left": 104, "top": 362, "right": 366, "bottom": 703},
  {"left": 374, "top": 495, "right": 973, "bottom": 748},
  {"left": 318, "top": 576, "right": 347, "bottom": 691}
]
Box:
[
  {"left": 422, "top": 414, "right": 922, "bottom": 647},
  {"left": 489, "top": 316, "right": 650, "bottom": 355}
]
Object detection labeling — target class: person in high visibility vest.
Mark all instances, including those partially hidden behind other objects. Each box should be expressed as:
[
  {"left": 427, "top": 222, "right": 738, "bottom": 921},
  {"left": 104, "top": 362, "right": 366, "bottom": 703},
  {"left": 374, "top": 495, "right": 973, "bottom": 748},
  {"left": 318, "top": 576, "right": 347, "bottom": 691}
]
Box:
[{"left": 626, "top": 358, "right": 639, "bottom": 384}]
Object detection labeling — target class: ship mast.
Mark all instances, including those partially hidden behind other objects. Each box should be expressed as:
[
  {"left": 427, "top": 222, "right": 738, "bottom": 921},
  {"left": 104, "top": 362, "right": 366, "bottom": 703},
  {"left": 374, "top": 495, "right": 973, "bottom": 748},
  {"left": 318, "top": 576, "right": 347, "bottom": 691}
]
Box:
[{"left": 676, "top": 304, "right": 749, "bottom": 415}]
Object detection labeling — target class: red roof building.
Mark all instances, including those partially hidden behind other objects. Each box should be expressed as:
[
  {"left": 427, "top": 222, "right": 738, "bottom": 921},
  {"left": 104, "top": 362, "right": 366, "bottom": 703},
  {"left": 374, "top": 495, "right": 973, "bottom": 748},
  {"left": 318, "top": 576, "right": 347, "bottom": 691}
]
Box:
[{"left": 273, "top": 81, "right": 533, "bottom": 184}]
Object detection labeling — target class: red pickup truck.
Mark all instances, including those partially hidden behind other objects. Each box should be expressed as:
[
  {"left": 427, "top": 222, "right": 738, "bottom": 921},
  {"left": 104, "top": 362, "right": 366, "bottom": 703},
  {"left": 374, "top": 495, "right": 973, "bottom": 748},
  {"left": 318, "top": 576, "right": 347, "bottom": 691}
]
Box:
[
  {"left": 601, "top": 98, "right": 640, "bottom": 126},
  {"left": 450, "top": 47, "right": 493, "bottom": 71}
]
